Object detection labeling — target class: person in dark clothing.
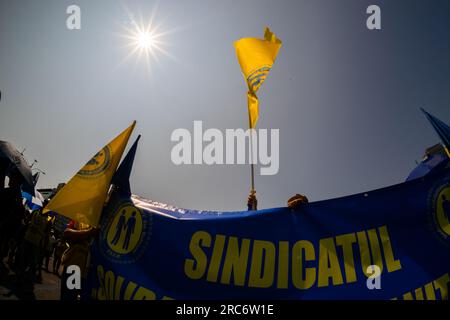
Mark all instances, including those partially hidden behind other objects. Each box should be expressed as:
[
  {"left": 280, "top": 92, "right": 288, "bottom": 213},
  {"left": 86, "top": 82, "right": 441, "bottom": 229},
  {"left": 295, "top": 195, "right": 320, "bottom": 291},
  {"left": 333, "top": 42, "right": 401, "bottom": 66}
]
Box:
[
  {"left": 9, "top": 216, "right": 28, "bottom": 270},
  {"left": 53, "top": 236, "right": 67, "bottom": 276},
  {"left": 20, "top": 205, "right": 51, "bottom": 283},
  {"left": 0, "top": 170, "right": 26, "bottom": 272},
  {"left": 42, "top": 229, "right": 56, "bottom": 272}
]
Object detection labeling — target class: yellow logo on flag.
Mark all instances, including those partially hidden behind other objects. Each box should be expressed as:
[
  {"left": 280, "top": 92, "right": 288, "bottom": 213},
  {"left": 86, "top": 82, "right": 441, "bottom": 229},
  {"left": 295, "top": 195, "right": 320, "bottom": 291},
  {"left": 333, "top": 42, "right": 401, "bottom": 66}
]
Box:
[
  {"left": 77, "top": 146, "right": 111, "bottom": 178},
  {"left": 45, "top": 121, "right": 136, "bottom": 227}
]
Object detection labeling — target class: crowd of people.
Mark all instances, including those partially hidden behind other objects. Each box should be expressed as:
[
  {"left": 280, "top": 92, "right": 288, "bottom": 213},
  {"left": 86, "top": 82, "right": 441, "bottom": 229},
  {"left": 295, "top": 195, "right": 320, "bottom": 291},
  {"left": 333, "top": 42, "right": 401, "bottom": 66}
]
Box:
[
  {"left": 0, "top": 169, "right": 69, "bottom": 296},
  {"left": 0, "top": 165, "right": 99, "bottom": 300}
]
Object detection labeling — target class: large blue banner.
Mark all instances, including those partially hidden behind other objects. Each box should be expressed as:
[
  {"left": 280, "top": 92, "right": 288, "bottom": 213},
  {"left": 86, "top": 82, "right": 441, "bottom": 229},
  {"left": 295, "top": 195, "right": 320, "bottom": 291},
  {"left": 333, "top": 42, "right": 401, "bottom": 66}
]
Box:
[{"left": 84, "top": 166, "right": 450, "bottom": 300}]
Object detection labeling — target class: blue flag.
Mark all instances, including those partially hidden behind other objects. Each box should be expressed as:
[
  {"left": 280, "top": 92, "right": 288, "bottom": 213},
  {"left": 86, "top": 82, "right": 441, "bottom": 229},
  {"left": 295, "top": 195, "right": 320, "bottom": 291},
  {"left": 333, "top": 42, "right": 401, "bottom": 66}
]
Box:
[
  {"left": 111, "top": 135, "right": 141, "bottom": 196},
  {"left": 421, "top": 108, "right": 450, "bottom": 154}
]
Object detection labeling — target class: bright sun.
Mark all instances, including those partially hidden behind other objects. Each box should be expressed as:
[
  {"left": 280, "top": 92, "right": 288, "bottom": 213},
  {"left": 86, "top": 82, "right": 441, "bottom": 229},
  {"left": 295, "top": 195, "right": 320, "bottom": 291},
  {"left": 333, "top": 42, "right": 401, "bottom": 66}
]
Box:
[
  {"left": 117, "top": 5, "right": 176, "bottom": 72},
  {"left": 137, "top": 32, "right": 155, "bottom": 49}
]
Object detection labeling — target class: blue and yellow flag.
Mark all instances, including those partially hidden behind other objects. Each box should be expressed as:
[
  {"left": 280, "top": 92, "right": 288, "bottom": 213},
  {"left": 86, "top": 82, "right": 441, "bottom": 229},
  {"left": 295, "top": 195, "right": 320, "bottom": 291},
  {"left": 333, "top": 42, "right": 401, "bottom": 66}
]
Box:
[
  {"left": 234, "top": 27, "right": 282, "bottom": 128},
  {"left": 45, "top": 121, "right": 136, "bottom": 227}
]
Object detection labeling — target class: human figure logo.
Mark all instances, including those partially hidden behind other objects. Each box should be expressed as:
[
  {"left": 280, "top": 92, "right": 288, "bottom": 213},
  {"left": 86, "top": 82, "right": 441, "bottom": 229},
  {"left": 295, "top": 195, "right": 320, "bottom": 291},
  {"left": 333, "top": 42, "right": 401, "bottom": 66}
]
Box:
[
  {"left": 107, "top": 204, "right": 143, "bottom": 254},
  {"left": 100, "top": 201, "right": 152, "bottom": 264}
]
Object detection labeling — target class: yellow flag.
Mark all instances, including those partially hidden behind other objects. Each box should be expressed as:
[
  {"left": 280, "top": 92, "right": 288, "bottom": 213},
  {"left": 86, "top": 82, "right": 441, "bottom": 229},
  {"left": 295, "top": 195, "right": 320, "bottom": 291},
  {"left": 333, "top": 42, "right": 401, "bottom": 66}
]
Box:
[
  {"left": 234, "top": 27, "right": 282, "bottom": 128},
  {"left": 45, "top": 121, "right": 136, "bottom": 227}
]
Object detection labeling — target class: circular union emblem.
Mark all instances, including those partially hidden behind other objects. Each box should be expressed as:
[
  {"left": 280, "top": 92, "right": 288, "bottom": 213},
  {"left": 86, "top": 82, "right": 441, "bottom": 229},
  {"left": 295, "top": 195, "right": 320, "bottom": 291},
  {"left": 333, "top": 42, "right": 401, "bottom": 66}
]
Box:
[
  {"left": 77, "top": 146, "right": 111, "bottom": 177},
  {"left": 247, "top": 66, "right": 270, "bottom": 92},
  {"left": 100, "top": 202, "right": 152, "bottom": 264},
  {"left": 428, "top": 178, "right": 450, "bottom": 244}
]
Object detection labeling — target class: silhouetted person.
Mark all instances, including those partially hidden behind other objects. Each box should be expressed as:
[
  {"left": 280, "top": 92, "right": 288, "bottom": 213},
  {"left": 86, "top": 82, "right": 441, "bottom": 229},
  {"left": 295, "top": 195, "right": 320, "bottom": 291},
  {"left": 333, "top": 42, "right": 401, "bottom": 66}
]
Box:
[
  {"left": 53, "top": 236, "right": 67, "bottom": 276},
  {"left": 0, "top": 170, "right": 25, "bottom": 274},
  {"left": 111, "top": 210, "right": 126, "bottom": 246},
  {"left": 442, "top": 194, "right": 450, "bottom": 222},
  {"left": 123, "top": 212, "right": 137, "bottom": 250},
  {"left": 42, "top": 230, "right": 56, "bottom": 272},
  {"left": 20, "top": 204, "right": 50, "bottom": 283}
]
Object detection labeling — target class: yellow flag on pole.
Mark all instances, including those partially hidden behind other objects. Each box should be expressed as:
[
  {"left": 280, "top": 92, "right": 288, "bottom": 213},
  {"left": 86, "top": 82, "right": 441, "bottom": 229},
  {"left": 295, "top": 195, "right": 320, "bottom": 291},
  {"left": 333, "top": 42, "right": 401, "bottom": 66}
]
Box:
[
  {"left": 45, "top": 121, "right": 136, "bottom": 227},
  {"left": 234, "top": 27, "right": 282, "bottom": 128}
]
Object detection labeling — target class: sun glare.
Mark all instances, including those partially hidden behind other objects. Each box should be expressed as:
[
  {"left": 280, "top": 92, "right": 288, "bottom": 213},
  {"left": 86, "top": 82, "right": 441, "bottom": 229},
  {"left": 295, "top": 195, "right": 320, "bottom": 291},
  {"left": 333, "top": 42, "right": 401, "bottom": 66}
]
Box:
[
  {"left": 137, "top": 32, "right": 155, "bottom": 49},
  {"left": 116, "top": 5, "right": 177, "bottom": 73}
]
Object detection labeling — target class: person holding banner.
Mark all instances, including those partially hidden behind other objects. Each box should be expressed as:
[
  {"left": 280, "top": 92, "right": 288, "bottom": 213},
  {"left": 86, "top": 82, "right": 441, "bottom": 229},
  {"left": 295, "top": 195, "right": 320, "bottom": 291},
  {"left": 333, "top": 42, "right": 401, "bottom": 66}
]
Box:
[
  {"left": 287, "top": 194, "right": 309, "bottom": 210},
  {"left": 247, "top": 191, "right": 258, "bottom": 211},
  {"left": 60, "top": 220, "right": 98, "bottom": 301},
  {"left": 247, "top": 192, "right": 308, "bottom": 211}
]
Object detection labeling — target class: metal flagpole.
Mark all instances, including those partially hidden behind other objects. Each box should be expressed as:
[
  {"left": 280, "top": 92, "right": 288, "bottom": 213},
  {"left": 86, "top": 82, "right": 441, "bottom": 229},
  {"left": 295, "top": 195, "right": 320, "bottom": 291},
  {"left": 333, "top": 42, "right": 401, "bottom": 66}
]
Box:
[{"left": 248, "top": 103, "right": 256, "bottom": 210}]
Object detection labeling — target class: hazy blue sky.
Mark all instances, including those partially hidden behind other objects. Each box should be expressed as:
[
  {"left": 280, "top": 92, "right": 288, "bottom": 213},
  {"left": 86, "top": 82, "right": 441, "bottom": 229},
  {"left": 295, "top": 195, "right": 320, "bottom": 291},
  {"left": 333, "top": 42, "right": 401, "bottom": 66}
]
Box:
[{"left": 1, "top": 0, "right": 449, "bottom": 211}]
